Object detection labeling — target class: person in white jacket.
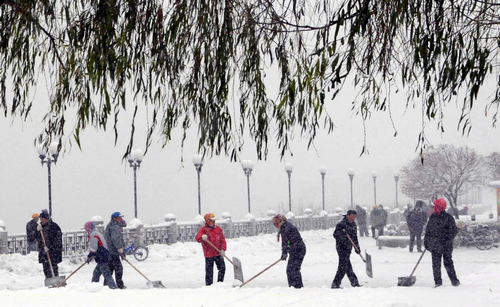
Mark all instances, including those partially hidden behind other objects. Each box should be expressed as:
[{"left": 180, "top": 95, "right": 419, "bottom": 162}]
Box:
[{"left": 84, "top": 221, "right": 117, "bottom": 289}]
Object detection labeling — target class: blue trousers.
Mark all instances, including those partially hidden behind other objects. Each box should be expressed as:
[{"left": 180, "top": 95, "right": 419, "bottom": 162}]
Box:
[{"left": 92, "top": 262, "right": 117, "bottom": 289}]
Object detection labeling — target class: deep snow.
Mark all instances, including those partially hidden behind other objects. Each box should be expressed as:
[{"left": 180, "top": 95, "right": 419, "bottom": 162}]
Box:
[{"left": 1, "top": 229, "right": 499, "bottom": 307}]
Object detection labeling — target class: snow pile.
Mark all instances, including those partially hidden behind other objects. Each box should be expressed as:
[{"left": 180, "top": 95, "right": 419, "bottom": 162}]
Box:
[{"left": 0, "top": 229, "right": 499, "bottom": 306}]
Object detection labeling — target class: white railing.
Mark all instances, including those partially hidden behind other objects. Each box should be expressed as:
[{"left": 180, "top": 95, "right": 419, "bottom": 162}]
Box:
[{"left": 5, "top": 211, "right": 415, "bottom": 257}]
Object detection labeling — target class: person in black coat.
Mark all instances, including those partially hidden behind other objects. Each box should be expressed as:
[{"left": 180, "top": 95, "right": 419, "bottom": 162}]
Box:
[
  {"left": 355, "top": 205, "right": 369, "bottom": 237},
  {"left": 26, "top": 213, "right": 39, "bottom": 254},
  {"left": 332, "top": 210, "right": 362, "bottom": 289},
  {"left": 424, "top": 198, "right": 460, "bottom": 287},
  {"left": 273, "top": 214, "right": 306, "bottom": 289},
  {"left": 36, "top": 210, "right": 63, "bottom": 278},
  {"left": 407, "top": 200, "right": 427, "bottom": 252}
]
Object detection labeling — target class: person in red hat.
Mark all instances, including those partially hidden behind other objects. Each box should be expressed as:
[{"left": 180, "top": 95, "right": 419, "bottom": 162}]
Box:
[
  {"left": 273, "top": 214, "right": 306, "bottom": 288},
  {"left": 195, "top": 213, "right": 227, "bottom": 285},
  {"left": 424, "top": 198, "right": 460, "bottom": 287}
]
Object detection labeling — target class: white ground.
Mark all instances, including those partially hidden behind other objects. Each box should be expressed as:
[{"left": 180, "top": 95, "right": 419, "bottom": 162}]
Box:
[{"left": 1, "top": 229, "right": 499, "bottom": 307}]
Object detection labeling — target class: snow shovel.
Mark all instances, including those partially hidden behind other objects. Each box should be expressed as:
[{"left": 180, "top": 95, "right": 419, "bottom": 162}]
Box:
[
  {"left": 39, "top": 229, "right": 67, "bottom": 288},
  {"left": 205, "top": 239, "right": 244, "bottom": 283},
  {"left": 239, "top": 258, "right": 281, "bottom": 288},
  {"left": 398, "top": 249, "right": 427, "bottom": 287},
  {"left": 57, "top": 261, "right": 87, "bottom": 288},
  {"left": 346, "top": 231, "right": 373, "bottom": 278},
  {"left": 123, "top": 257, "right": 166, "bottom": 288}
]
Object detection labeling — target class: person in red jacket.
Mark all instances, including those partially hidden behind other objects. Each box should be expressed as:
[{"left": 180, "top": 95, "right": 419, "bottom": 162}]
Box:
[{"left": 195, "top": 213, "right": 227, "bottom": 285}]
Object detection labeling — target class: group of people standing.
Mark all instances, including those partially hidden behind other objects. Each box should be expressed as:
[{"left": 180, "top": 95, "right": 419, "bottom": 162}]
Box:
[
  {"left": 193, "top": 198, "right": 460, "bottom": 290},
  {"left": 26, "top": 210, "right": 128, "bottom": 289},
  {"left": 26, "top": 198, "right": 460, "bottom": 290}
]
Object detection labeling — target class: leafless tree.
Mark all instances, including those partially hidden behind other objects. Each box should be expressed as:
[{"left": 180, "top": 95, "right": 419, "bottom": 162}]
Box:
[
  {"left": 400, "top": 145, "right": 486, "bottom": 217},
  {"left": 485, "top": 152, "right": 500, "bottom": 180}
]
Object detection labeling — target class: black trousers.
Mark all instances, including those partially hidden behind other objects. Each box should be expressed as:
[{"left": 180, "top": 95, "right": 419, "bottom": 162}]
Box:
[
  {"left": 286, "top": 247, "right": 306, "bottom": 288},
  {"left": 332, "top": 251, "right": 359, "bottom": 287},
  {"left": 205, "top": 256, "right": 225, "bottom": 286},
  {"left": 431, "top": 249, "right": 459, "bottom": 285},
  {"left": 42, "top": 261, "right": 59, "bottom": 278},
  {"left": 108, "top": 254, "right": 125, "bottom": 289},
  {"left": 409, "top": 229, "right": 423, "bottom": 251},
  {"left": 371, "top": 226, "right": 384, "bottom": 237},
  {"left": 358, "top": 224, "right": 369, "bottom": 237}
]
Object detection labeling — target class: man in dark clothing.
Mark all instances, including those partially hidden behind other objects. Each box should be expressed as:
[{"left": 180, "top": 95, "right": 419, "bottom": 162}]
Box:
[
  {"left": 355, "top": 205, "right": 369, "bottom": 237},
  {"left": 36, "top": 210, "right": 63, "bottom": 278},
  {"left": 273, "top": 214, "right": 306, "bottom": 289},
  {"left": 26, "top": 213, "right": 39, "bottom": 254},
  {"left": 424, "top": 198, "right": 460, "bottom": 288},
  {"left": 407, "top": 200, "right": 427, "bottom": 252},
  {"left": 104, "top": 212, "right": 127, "bottom": 289},
  {"left": 332, "top": 210, "right": 362, "bottom": 289}
]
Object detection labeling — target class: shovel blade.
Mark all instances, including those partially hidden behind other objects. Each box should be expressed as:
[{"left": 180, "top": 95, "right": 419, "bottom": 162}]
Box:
[
  {"left": 397, "top": 276, "right": 416, "bottom": 287},
  {"left": 45, "top": 275, "right": 67, "bottom": 288},
  {"left": 365, "top": 251, "right": 373, "bottom": 278},
  {"left": 232, "top": 257, "right": 244, "bottom": 283},
  {"left": 147, "top": 280, "right": 166, "bottom": 289}
]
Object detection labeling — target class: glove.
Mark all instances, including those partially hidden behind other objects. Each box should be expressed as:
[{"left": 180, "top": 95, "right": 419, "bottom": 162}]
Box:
[
  {"left": 220, "top": 250, "right": 225, "bottom": 257},
  {"left": 281, "top": 253, "right": 287, "bottom": 261},
  {"left": 201, "top": 234, "right": 208, "bottom": 241},
  {"left": 117, "top": 248, "right": 126, "bottom": 259},
  {"left": 37, "top": 224, "right": 42, "bottom": 231},
  {"left": 44, "top": 246, "right": 49, "bottom": 253},
  {"left": 86, "top": 256, "right": 94, "bottom": 264}
]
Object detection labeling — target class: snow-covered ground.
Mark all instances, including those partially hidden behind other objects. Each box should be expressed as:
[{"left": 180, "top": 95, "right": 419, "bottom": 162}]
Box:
[{"left": 1, "top": 229, "right": 499, "bottom": 306}]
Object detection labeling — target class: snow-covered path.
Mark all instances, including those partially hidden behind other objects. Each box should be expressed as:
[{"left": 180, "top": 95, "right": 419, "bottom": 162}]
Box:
[{"left": 1, "top": 229, "right": 499, "bottom": 306}]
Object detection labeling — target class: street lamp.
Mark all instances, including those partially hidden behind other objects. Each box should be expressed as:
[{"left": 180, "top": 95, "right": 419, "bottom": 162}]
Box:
[
  {"left": 192, "top": 154, "right": 203, "bottom": 215},
  {"left": 394, "top": 171, "right": 400, "bottom": 209},
  {"left": 319, "top": 166, "right": 327, "bottom": 211},
  {"left": 242, "top": 160, "right": 254, "bottom": 213},
  {"left": 285, "top": 163, "right": 294, "bottom": 212},
  {"left": 37, "top": 142, "right": 59, "bottom": 217},
  {"left": 128, "top": 149, "right": 143, "bottom": 218},
  {"left": 348, "top": 168, "right": 355, "bottom": 209},
  {"left": 372, "top": 171, "right": 377, "bottom": 205}
]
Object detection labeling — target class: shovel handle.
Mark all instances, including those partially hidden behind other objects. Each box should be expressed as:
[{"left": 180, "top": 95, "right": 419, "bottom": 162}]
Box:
[
  {"left": 39, "top": 229, "right": 56, "bottom": 278},
  {"left": 409, "top": 249, "right": 427, "bottom": 278},
  {"left": 123, "top": 257, "right": 151, "bottom": 282},
  {"left": 204, "top": 239, "right": 235, "bottom": 266},
  {"left": 57, "top": 261, "right": 87, "bottom": 288},
  {"left": 345, "top": 232, "right": 366, "bottom": 263},
  {"left": 239, "top": 258, "right": 281, "bottom": 288}
]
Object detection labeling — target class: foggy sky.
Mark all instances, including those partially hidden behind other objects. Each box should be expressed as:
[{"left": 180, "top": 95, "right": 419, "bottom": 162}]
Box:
[{"left": 1, "top": 75, "right": 500, "bottom": 234}]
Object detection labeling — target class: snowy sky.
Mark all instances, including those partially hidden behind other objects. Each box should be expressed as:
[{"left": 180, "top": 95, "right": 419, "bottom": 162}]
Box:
[{"left": 1, "top": 71, "right": 500, "bottom": 234}]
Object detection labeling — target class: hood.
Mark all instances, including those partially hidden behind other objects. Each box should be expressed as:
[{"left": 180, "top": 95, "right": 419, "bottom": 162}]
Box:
[{"left": 433, "top": 198, "right": 447, "bottom": 214}]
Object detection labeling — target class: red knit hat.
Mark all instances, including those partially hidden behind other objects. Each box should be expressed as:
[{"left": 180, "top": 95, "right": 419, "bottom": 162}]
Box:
[
  {"left": 433, "top": 198, "right": 447, "bottom": 214},
  {"left": 272, "top": 214, "right": 285, "bottom": 228}
]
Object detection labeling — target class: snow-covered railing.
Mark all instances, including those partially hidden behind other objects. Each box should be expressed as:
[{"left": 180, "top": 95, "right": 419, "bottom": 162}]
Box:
[{"left": 1, "top": 210, "right": 395, "bottom": 256}]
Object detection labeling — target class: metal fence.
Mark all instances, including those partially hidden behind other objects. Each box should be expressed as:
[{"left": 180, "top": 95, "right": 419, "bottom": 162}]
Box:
[{"left": 4, "top": 211, "right": 408, "bottom": 257}]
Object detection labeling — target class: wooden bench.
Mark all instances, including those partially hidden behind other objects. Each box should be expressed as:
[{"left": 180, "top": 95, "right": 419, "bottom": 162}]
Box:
[{"left": 376, "top": 236, "right": 411, "bottom": 249}]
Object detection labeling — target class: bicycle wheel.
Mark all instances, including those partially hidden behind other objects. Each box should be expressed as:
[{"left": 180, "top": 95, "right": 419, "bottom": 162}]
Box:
[
  {"left": 133, "top": 246, "right": 149, "bottom": 261},
  {"left": 473, "top": 231, "right": 494, "bottom": 250}
]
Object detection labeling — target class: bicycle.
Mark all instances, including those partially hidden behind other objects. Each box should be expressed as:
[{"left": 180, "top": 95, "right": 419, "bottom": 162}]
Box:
[
  {"left": 124, "top": 242, "right": 149, "bottom": 261},
  {"left": 455, "top": 223, "right": 495, "bottom": 250}
]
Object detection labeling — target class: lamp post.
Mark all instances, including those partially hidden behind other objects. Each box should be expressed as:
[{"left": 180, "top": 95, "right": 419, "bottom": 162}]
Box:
[
  {"left": 285, "top": 163, "right": 293, "bottom": 212},
  {"left": 348, "top": 168, "right": 355, "bottom": 209},
  {"left": 37, "top": 142, "right": 59, "bottom": 217},
  {"left": 193, "top": 154, "right": 203, "bottom": 215},
  {"left": 128, "top": 149, "right": 143, "bottom": 218},
  {"left": 242, "top": 160, "right": 254, "bottom": 213},
  {"left": 394, "top": 171, "right": 400, "bottom": 209},
  {"left": 319, "top": 166, "right": 327, "bottom": 211},
  {"left": 372, "top": 171, "right": 377, "bottom": 205}
]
